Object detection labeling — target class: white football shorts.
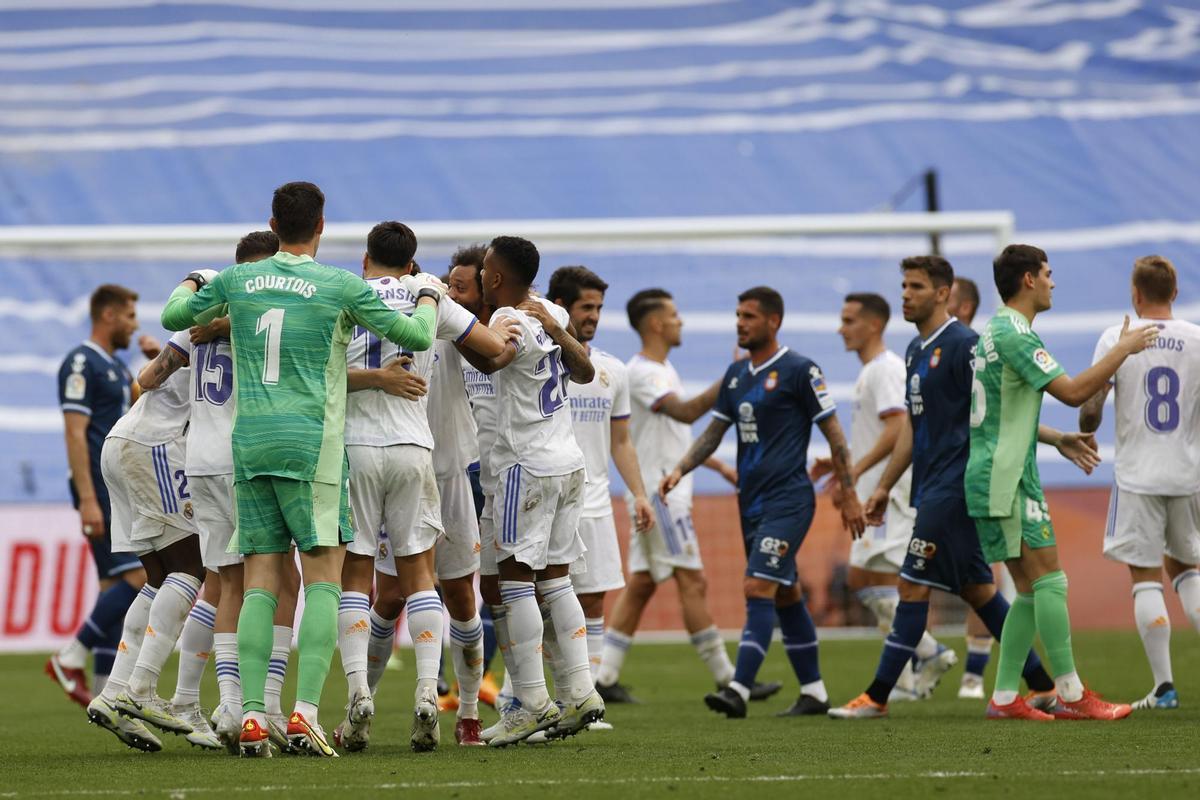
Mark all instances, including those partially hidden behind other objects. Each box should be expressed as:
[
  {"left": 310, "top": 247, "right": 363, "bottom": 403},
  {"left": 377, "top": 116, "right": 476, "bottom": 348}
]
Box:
[
  {"left": 191, "top": 473, "right": 241, "bottom": 569},
  {"left": 493, "top": 466, "right": 586, "bottom": 572},
  {"left": 849, "top": 494, "right": 915, "bottom": 573},
  {"left": 570, "top": 514, "right": 625, "bottom": 595},
  {"left": 1104, "top": 486, "right": 1200, "bottom": 568},
  {"left": 435, "top": 467, "right": 481, "bottom": 581},
  {"left": 345, "top": 444, "right": 443, "bottom": 574},
  {"left": 101, "top": 436, "right": 196, "bottom": 557},
  {"left": 627, "top": 493, "right": 703, "bottom": 583}
]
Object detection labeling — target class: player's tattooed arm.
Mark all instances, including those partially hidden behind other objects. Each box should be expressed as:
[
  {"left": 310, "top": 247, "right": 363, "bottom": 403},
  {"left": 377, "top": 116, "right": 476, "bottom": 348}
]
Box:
[
  {"left": 656, "top": 378, "right": 721, "bottom": 424},
  {"left": 137, "top": 343, "right": 188, "bottom": 390},
  {"left": 517, "top": 299, "right": 595, "bottom": 383},
  {"left": 817, "top": 414, "right": 866, "bottom": 538},
  {"left": 660, "top": 417, "right": 731, "bottom": 497},
  {"left": 1078, "top": 386, "right": 1110, "bottom": 434}
]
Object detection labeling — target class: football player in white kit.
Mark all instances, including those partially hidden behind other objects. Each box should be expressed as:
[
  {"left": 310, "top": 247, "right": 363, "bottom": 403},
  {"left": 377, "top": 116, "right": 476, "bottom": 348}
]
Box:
[
  {"left": 86, "top": 335, "right": 218, "bottom": 751},
  {"left": 596, "top": 288, "right": 765, "bottom": 704},
  {"left": 439, "top": 249, "right": 519, "bottom": 736},
  {"left": 545, "top": 267, "right": 654, "bottom": 707},
  {"left": 459, "top": 236, "right": 604, "bottom": 746},
  {"left": 334, "top": 222, "right": 513, "bottom": 753},
  {"left": 814, "top": 293, "right": 949, "bottom": 701},
  {"left": 1080, "top": 255, "right": 1200, "bottom": 711}
]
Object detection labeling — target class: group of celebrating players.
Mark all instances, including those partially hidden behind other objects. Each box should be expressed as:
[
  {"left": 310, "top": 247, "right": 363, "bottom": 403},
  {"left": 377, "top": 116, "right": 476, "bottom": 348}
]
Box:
[{"left": 45, "top": 179, "right": 1199, "bottom": 759}]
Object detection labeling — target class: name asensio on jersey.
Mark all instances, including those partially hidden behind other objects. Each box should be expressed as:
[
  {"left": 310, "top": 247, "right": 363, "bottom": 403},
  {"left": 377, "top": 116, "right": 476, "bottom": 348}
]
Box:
[{"left": 244, "top": 274, "right": 317, "bottom": 298}]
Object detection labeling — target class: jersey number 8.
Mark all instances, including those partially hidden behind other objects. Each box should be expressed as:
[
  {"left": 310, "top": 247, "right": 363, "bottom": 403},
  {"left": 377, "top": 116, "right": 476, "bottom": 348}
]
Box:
[{"left": 1144, "top": 366, "right": 1180, "bottom": 433}]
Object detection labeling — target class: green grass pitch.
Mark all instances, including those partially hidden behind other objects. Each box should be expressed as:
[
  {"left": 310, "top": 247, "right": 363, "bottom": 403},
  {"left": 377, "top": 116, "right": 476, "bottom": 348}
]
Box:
[{"left": 4, "top": 631, "right": 1199, "bottom": 799}]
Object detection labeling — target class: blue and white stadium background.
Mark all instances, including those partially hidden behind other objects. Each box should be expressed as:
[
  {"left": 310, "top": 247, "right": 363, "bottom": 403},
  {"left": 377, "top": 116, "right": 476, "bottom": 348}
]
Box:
[{"left": 0, "top": 1, "right": 1198, "bottom": 644}]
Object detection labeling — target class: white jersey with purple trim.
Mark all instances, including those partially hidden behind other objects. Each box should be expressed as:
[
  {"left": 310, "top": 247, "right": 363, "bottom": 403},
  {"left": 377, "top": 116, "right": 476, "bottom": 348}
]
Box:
[
  {"left": 851, "top": 349, "right": 912, "bottom": 503},
  {"left": 105, "top": 360, "right": 190, "bottom": 448},
  {"left": 570, "top": 347, "right": 631, "bottom": 517},
  {"left": 167, "top": 330, "right": 234, "bottom": 476},
  {"left": 1093, "top": 317, "right": 1200, "bottom": 496},
  {"left": 626, "top": 354, "right": 692, "bottom": 507},
  {"left": 490, "top": 298, "right": 585, "bottom": 478},
  {"left": 428, "top": 339, "right": 480, "bottom": 480},
  {"left": 463, "top": 351, "right": 499, "bottom": 492},
  {"left": 344, "top": 274, "right": 477, "bottom": 449}
]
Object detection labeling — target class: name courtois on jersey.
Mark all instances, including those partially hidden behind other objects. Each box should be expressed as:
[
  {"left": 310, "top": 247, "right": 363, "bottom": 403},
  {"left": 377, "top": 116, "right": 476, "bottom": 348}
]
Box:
[{"left": 244, "top": 274, "right": 318, "bottom": 298}]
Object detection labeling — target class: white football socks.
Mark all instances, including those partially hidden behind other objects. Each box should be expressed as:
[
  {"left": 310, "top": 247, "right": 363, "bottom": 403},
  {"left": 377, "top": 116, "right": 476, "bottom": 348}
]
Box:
[
  {"left": 264, "top": 625, "right": 291, "bottom": 716},
  {"left": 1174, "top": 570, "right": 1200, "bottom": 632},
  {"left": 213, "top": 632, "right": 241, "bottom": 710},
  {"left": 857, "top": 586, "right": 899, "bottom": 635},
  {"left": 128, "top": 573, "right": 200, "bottom": 699},
  {"left": 406, "top": 591, "right": 444, "bottom": 695},
  {"left": 500, "top": 581, "right": 551, "bottom": 711},
  {"left": 690, "top": 625, "right": 734, "bottom": 687},
  {"left": 597, "top": 628, "right": 632, "bottom": 687},
  {"left": 539, "top": 603, "right": 571, "bottom": 704},
  {"left": 366, "top": 609, "right": 397, "bottom": 695},
  {"left": 449, "top": 614, "right": 484, "bottom": 720},
  {"left": 338, "top": 591, "right": 371, "bottom": 697},
  {"left": 584, "top": 616, "right": 604, "bottom": 683},
  {"left": 171, "top": 599, "right": 215, "bottom": 706},
  {"left": 100, "top": 585, "right": 156, "bottom": 702},
  {"left": 1133, "top": 581, "right": 1173, "bottom": 687},
  {"left": 536, "top": 577, "right": 593, "bottom": 704}
]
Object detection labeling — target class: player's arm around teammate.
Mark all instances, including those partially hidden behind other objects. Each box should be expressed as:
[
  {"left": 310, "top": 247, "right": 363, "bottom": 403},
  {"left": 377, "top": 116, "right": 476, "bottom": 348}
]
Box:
[{"left": 518, "top": 297, "right": 595, "bottom": 383}]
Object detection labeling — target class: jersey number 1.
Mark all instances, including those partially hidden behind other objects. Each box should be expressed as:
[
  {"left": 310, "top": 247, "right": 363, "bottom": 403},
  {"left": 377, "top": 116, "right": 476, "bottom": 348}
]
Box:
[{"left": 256, "top": 308, "right": 285, "bottom": 386}]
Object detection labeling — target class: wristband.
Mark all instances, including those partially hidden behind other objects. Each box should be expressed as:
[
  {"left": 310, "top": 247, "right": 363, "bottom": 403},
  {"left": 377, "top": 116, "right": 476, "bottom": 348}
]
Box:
[
  {"left": 184, "top": 271, "right": 209, "bottom": 289},
  {"left": 416, "top": 287, "right": 441, "bottom": 303}
]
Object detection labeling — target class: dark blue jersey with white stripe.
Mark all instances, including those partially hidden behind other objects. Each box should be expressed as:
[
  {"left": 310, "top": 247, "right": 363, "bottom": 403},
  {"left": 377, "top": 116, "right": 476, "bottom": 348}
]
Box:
[
  {"left": 904, "top": 318, "right": 978, "bottom": 506},
  {"left": 713, "top": 347, "right": 836, "bottom": 518},
  {"left": 57, "top": 341, "right": 132, "bottom": 507}
]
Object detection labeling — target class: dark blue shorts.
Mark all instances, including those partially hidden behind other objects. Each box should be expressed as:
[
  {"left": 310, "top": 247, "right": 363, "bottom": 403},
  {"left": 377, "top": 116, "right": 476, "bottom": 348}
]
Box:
[
  {"left": 899, "top": 492, "right": 993, "bottom": 594},
  {"left": 741, "top": 505, "right": 816, "bottom": 587},
  {"left": 71, "top": 482, "right": 141, "bottom": 579},
  {"left": 467, "top": 463, "right": 485, "bottom": 519}
]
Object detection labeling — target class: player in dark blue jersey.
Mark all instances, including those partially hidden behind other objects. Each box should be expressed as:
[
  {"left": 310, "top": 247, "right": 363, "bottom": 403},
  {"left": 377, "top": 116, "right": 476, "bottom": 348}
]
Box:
[
  {"left": 661, "top": 286, "right": 865, "bottom": 719},
  {"left": 47, "top": 284, "right": 156, "bottom": 709},
  {"left": 829, "top": 256, "right": 1080, "bottom": 720}
]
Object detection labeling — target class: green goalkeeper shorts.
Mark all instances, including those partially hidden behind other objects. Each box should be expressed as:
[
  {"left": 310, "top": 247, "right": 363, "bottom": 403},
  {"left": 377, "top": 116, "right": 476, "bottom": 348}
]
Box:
[
  {"left": 234, "top": 474, "right": 353, "bottom": 554},
  {"left": 974, "top": 480, "right": 1056, "bottom": 563}
]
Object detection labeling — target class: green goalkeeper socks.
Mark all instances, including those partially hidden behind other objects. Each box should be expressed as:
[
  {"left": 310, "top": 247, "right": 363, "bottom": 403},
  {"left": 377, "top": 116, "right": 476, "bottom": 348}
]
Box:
[
  {"left": 1032, "top": 570, "right": 1076, "bottom": 678},
  {"left": 296, "top": 582, "right": 342, "bottom": 706},
  {"left": 994, "top": 591, "right": 1036, "bottom": 695},
  {"left": 238, "top": 588, "right": 279, "bottom": 714}
]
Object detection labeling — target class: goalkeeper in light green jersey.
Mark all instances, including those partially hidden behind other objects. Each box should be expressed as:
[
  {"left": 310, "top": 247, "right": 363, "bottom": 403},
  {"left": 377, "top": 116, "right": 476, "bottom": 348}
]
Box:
[
  {"left": 161, "top": 181, "right": 443, "bottom": 757},
  {"left": 965, "top": 244, "right": 1158, "bottom": 721}
]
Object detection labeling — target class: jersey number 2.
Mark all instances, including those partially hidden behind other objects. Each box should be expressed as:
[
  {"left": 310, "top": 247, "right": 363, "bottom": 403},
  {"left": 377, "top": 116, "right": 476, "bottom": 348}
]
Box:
[
  {"left": 1144, "top": 366, "right": 1180, "bottom": 433},
  {"left": 256, "top": 308, "right": 285, "bottom": 386}
]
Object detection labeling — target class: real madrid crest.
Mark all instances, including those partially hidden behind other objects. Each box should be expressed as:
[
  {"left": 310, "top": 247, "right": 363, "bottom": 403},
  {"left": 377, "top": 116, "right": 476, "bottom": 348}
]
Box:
[
  {"left": 599, "top": 369, "right": 610, "bottom": 387},
  {"left": 183, "top": 501, "right": 194, "bottom": 521}
]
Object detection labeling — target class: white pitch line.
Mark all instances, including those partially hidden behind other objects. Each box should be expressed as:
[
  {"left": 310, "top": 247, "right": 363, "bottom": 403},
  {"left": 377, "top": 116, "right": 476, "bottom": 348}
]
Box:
[{"left": 5, "top": 767, "right": 1200, "bottom": 797}]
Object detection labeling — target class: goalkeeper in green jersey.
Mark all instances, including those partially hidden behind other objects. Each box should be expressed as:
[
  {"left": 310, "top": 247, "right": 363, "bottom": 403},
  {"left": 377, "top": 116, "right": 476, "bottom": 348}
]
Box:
[
  {"left": 965, "top": 244, "right": 1158, "bottom": 721},
  {"left": 161, "top": 181, "right": 443, "bottom": 756}
]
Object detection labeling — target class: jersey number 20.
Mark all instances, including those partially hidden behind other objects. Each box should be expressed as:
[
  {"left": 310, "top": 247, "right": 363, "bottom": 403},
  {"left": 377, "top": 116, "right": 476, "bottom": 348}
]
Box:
[{"left": 536, "top": 350, "right": 568, "bottom": 418}]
